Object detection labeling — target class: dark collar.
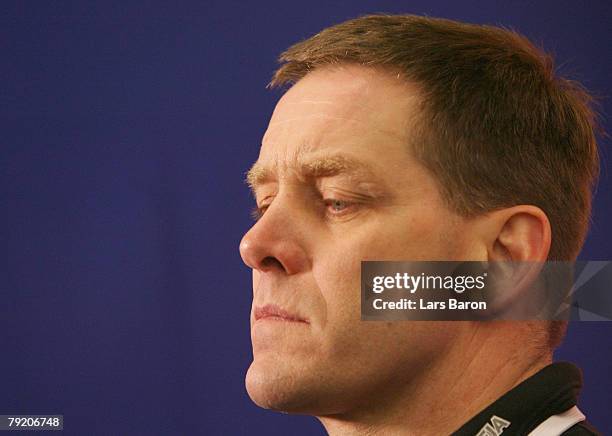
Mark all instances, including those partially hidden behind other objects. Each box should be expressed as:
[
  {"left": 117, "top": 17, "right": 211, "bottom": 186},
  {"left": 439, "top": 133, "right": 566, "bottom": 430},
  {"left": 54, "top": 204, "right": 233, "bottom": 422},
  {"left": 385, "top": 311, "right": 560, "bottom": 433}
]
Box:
[{"left": 452, "top": 362, "right": 583, "bottom": 435}]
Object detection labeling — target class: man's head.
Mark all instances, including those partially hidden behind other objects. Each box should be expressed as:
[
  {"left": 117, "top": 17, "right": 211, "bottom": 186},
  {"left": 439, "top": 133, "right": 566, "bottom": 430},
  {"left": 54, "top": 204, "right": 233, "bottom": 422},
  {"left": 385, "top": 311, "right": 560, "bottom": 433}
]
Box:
[{"left": 239, "top": 14, "right": 599, "bottom": 418}]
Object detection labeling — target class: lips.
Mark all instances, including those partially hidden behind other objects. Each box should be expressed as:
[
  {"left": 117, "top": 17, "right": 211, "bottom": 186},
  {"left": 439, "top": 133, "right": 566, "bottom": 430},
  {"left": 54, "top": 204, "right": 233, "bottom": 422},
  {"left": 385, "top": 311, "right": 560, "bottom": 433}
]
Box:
[{"left": 254, "top": 304, "right": 309, "bottom": 323}]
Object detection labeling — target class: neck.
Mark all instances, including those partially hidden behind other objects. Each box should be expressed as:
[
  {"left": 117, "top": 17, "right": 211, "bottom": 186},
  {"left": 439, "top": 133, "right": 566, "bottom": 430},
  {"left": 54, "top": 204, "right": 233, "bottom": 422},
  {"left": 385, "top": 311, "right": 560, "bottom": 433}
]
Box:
[{"left": 317, "top": 323, "right": 552, "bottom": 436}]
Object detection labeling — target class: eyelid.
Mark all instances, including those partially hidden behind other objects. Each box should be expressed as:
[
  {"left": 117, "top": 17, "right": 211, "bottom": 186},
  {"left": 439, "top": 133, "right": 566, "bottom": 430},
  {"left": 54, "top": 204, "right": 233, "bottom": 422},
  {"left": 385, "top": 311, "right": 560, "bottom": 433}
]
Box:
[
  {"left": 322, "top": 197, "right": 361, "bottom": 219},
  {"left": 251, "top": 195, "right": 274, "bottom": 221},
  {"left": 320, "top": 186, "right": 377, "bottom": 204},
  {"left": 317, "top": 175, "right": 389, "bottom": 198},
  {"left": 250, "top": 206, "right": 265, "bottom": 221},
  {"left": 249, "top": 185, "right": 376, "bottom": 222}
]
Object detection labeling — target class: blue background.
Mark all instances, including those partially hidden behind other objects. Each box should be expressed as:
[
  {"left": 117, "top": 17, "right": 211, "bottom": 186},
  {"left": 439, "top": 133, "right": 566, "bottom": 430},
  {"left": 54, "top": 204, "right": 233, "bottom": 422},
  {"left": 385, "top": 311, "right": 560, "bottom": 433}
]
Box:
[{"left": 1, "top": 1, "right": 610, "bottom": 434}]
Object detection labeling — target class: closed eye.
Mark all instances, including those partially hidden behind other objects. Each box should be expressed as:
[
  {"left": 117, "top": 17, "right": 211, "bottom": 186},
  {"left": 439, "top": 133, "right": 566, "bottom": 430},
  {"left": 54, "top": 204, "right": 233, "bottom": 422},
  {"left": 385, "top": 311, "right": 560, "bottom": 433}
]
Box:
[
  {"left": 250, "top": 196, "right": 361, "bottom": 222},
  {"left": 324, "top": 198, "right": 352, "bottom": 214},
  {"left": 250, "top": 205, "right": 268, "bottom": 221}
]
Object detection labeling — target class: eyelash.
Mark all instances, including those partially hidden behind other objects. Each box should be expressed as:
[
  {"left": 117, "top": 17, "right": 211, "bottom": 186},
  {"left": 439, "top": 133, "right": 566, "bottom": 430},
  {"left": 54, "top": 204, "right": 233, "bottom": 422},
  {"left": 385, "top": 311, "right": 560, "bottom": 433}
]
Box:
[
  {"left": 250, "top": 206, "right": 266, "bottom": 221},
  {"left": 250, "top": 198, "right": 354, "bottom": 221},
  {"left": 324, "top": 198, "right": 352, "bottom": 215}
]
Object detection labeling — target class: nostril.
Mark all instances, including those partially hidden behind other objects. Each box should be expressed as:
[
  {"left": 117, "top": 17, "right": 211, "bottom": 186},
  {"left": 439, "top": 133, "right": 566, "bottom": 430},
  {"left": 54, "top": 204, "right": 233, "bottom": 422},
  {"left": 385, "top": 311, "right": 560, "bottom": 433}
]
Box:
[{"left": 261, "top": 256, "right": 284, "bottom": 271}]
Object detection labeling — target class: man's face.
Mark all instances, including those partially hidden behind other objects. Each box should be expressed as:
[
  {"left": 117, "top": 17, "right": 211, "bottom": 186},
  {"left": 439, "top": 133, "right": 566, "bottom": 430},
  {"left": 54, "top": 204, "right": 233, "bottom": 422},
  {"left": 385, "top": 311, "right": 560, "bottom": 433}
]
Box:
[{"left": 240, "top": 65, "right": 477, "bottom": 414}]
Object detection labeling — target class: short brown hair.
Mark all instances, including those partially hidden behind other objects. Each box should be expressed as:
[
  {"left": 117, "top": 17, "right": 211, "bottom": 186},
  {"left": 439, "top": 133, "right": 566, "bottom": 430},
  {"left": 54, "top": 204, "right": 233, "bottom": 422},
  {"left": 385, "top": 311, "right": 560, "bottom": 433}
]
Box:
[
  {"left": 270, "top": 14, "right": 600, "bottom": 262},
  {"left": 269, "top": 14, "right": 601, "bottom": 350}
]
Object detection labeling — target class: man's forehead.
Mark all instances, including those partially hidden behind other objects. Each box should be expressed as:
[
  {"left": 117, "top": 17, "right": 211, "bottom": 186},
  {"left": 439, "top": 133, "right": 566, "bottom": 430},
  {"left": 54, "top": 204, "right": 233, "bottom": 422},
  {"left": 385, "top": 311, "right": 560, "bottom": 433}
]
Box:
[
  {"left": 248, "top": 66, "right": 425, "bottom": 191},
  {"left": 268, "top": 66, "right": 394, "bottom": 124},
  {"left": 262, "top": 66, "right": 421, "bottom": 151}
]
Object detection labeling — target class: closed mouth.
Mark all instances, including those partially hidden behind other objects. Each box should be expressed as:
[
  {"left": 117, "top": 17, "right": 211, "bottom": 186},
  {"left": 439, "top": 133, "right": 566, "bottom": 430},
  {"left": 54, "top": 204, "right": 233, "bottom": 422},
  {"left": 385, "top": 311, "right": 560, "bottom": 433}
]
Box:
[{"left": 254, "top": 304, "right": 309, "bottom": 323}]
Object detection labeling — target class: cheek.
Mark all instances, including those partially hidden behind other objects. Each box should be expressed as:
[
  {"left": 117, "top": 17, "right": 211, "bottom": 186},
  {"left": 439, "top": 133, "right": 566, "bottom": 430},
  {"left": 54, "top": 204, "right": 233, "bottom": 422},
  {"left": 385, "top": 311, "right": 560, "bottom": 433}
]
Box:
[
  {"left": 311, "top": 253, "right": 362, "bottom": 342},
  {"left": 313, "top": 253, "right": 360, "bottom": 310},
  {"left": 310, "top": 227, "right": 403, "bottom": 326},
  {"left": 307, "top": 232, "right": 463, "bottom": 381},
  {"left": 307, "top": 214, "right": 462, "bottom": 329},
  {"left": 366, "top": 210, "right": 465, "bottom": 259},
  {"left": 311, "top": 256, "right": 454, "bottom": 376}
]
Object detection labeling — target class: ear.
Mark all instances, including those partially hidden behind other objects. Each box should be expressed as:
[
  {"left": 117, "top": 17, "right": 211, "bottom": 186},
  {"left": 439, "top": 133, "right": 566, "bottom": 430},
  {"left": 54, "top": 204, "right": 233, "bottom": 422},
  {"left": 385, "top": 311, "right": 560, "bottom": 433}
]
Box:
[
  {"left": 477, "top": 205, "right": 552, "bottom": 318},
  {"left": 486, "top": 205, "right": 552, "bottom": 262}
]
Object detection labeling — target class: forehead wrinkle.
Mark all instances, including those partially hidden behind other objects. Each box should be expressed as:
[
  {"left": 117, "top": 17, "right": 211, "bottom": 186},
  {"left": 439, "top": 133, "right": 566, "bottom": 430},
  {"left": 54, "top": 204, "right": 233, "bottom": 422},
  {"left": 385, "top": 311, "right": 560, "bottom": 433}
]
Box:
[
  {"left": 267, "top": 114, "right": 367, "bottom": 128},
  {"left": 280, "top": 99, "right": 335, "bottom": 105},
  {"left": 265, "top": 114, "right": 408, "bottom": 144},
  {"left": 276, "top": 99, "right": 371, "bottom": 110}
]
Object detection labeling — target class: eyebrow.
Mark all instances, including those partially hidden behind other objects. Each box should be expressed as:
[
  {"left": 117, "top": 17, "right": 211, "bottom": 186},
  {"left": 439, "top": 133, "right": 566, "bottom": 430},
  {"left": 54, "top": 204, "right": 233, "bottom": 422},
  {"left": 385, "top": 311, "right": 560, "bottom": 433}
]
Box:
[{"left": 245, "top": 154, "right": 381, "bottom": 192}]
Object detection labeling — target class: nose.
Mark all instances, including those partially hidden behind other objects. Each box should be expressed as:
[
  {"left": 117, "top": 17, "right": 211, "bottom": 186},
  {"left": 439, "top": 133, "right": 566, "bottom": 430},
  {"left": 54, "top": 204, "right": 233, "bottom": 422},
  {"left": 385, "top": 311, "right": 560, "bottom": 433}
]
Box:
[{"left": 239, "top": 200, "right": 310, "bottom": 275}]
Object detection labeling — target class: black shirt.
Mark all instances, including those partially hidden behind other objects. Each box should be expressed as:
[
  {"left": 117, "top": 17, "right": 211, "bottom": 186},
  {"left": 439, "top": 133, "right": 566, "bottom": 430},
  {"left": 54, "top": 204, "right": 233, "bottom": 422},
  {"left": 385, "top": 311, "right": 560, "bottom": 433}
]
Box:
[{"left": 452, "top": 362, "right": 600, "bottom": 435}]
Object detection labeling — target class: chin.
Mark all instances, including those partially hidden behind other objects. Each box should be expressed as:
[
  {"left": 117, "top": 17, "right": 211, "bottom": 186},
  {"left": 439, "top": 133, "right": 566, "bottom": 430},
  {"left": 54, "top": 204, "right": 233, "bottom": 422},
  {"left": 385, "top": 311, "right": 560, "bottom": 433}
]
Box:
[
  {"left": 245, "top": 358, "right": 305, "bottom": 411},
  {"left": 245, "top": 356, "right": 326, "bottom": 414}
]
